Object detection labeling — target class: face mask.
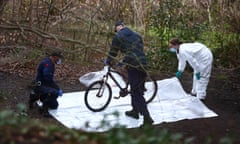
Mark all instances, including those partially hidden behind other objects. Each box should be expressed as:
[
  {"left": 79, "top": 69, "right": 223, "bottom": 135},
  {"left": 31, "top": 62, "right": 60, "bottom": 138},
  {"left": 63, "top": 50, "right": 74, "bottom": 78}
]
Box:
[
  {"left": 56, "top": 59, "right": 62, "bottom": 65},
  {"left": 169, "top": 48, "right": 177, "bottom": 53}
]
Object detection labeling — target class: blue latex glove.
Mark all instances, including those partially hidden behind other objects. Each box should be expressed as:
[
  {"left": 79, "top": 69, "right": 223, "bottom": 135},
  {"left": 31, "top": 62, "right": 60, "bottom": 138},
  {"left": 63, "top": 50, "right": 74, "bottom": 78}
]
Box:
[
  {"left": 176, "top": 71, "right": 182, "bottom": 78},
  {"left": 195, "top": 72, "right": 201, "bottom": 80},
  {"left": 58, "top": 89, "right": 63, "bottom": 97}
]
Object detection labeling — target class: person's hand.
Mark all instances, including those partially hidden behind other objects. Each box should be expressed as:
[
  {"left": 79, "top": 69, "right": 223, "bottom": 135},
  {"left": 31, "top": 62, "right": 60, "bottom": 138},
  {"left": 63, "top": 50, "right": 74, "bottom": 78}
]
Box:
[
  {"left": 103, "top": 59, "right": 111, "bottom": 66},
  {"left": 58, "top": 89, "right": 63, "bottom": 97},
  {"left": 117, "top": 59, "right": 124, "bottom": 67},
  {"left": 117, "top": 62, "right": 123, "bottom": 67},
  {"left": 195, "top": 72, "right": 200, "bottom": 80},
  {"left": 176, "top": 71, "right": 182, "bottom": 78}
]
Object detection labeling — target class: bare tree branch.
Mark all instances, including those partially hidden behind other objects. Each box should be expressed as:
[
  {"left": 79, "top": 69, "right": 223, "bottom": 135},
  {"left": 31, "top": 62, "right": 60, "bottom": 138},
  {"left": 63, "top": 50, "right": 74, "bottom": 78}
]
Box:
[{"left": 0, "top": 23, "right": 86, "bottom": 46}]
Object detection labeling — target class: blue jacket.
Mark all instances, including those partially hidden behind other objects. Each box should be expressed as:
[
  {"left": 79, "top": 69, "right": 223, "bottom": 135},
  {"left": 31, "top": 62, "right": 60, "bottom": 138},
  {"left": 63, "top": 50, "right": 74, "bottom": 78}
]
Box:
[
  {"left": 107, "top": 27, "right": 147, "bottom": 69},
  {"left": 36, "top": 57, "right": 59, "bottom": 89}
]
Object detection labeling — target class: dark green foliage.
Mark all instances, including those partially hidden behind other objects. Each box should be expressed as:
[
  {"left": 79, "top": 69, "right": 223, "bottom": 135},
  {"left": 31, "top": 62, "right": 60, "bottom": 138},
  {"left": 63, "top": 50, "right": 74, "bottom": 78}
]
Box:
[
  {"left": 0, "top": 107, "right": 235, "bottom": 144},
  {"left": 0, "top": 90, "right": 10, "bottom": 101},
  {"left": 147, "top": 0, "right": 240, "bottom": 70}
]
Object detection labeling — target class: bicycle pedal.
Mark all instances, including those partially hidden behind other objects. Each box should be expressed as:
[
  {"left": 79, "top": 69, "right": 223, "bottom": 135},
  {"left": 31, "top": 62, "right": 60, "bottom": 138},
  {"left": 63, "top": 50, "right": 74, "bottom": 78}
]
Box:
[{"left": 113, "top": 96, "right": 120, "bottom": 99}]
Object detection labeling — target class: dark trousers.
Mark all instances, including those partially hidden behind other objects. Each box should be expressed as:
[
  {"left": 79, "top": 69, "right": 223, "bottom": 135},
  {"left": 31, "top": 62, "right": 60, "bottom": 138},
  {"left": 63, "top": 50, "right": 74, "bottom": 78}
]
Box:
[
  {"left": 34, "top": 86, "right": 59, "bottom": 109},
  {"left": 128, "top": 68, "right": 150, "bottom": 116}
]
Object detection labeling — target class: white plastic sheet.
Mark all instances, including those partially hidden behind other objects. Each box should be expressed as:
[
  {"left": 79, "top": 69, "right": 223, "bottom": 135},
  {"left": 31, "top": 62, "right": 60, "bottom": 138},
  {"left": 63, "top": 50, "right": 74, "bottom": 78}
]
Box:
[
  {"left": 79, "top": 66, "right": 125, "bottom": 87},
  {"left": 49, "top": 77, "right": 218, "bottom": 132}
]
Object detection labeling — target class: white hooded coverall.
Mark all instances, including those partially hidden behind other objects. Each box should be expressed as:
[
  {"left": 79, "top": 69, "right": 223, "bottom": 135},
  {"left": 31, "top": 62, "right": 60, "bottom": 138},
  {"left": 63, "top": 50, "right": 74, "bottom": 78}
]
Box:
[{"left": 177, "top": 42, "right": 213, "bottom": 100}]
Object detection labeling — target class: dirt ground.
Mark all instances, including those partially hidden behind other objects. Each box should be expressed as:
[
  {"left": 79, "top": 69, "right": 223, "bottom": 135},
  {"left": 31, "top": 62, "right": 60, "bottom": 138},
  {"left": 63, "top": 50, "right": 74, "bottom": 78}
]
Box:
[{"left": 0, "top": 63, "right": 240, "bottom": 144}]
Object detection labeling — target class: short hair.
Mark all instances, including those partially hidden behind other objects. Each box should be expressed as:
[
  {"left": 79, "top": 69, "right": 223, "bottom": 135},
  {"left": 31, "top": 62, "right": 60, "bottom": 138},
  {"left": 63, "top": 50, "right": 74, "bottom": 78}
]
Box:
[
  {"left": 50, "top": 51, "right": 64, "bottom": 59},
  {"left": 169, "top": 38, "right": 183, "bottom": 45},
  {"left": 115, "top": 20, "right": 124, "bottom": 27}
]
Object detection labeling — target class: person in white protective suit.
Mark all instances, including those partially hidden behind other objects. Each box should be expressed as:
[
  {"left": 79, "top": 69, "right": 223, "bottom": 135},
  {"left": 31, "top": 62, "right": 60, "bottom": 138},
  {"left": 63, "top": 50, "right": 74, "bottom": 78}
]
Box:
[{"left": 169, "top": 38, "right": 213, "bottom": 100}]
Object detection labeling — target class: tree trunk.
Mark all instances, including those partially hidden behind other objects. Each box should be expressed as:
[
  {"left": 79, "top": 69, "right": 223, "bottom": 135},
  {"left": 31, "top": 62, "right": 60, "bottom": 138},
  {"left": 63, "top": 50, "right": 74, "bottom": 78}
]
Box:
[{"left": 0, "top": 0, "right": 7, "bottom": 17}]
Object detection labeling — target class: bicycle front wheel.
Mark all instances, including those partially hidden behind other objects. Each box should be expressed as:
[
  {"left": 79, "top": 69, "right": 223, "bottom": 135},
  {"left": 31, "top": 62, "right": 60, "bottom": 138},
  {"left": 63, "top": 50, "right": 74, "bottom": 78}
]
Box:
[
  {"left": 144, "top": 76, "right": 158, "bottom": 104},
  {"left": 84, "top": 80, "right": 112, "bottom": 112}
]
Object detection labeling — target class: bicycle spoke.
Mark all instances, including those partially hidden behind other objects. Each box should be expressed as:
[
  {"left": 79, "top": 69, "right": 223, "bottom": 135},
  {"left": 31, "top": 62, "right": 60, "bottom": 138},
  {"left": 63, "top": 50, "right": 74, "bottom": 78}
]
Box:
[{"left": 85, "top": 81, "right": 112, "bottom": 112}]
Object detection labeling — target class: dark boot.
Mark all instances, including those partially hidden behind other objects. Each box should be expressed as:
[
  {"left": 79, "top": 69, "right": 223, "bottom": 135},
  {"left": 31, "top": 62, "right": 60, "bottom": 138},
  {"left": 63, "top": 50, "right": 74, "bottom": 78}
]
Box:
[
  {"left": 39, "top": 105, "right": 52, "bottom": 118},
  {"left": 140, "top": 115, "right": 154, "bottom": 127},
  {"left": 28, "top": 91, "right": 39, "bottom": 109},
  {"left": 190, "top": 92, "right": 196, "bottom": 96},
  {"left": 125, "top": 110, "right": 139, "bottom": 119},
  {"left": 200, "top": 99, "right": 206, "bottom": 104}
]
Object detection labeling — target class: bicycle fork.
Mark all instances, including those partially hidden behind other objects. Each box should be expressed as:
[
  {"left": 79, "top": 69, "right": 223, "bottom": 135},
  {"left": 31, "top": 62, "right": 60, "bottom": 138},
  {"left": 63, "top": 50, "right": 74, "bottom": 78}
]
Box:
[{"left": 96, "top": 75, "right": 108, "bottom": 97}]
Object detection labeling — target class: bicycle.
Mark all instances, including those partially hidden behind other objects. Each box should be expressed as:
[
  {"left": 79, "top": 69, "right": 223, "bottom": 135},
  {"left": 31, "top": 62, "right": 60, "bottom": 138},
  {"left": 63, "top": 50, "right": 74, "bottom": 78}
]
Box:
[{"left": 84, "top": 64, "right": 158, "bottom": 112}]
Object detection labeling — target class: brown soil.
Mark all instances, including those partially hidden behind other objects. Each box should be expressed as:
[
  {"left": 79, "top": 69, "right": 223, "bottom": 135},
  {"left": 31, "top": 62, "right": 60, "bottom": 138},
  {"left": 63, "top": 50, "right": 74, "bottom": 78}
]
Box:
[{"left": 0, "top": 63, "right": 240, "bottom": 144}]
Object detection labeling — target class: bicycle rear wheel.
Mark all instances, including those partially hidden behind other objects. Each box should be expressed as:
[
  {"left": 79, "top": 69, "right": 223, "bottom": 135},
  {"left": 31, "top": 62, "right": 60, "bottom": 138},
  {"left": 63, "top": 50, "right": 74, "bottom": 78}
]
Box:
[
  {"left": 84, "top": 80, "right": 112, "bottom": 112},
  {"left": 144, "top": 76, "right": 158, "bottom": 104}
]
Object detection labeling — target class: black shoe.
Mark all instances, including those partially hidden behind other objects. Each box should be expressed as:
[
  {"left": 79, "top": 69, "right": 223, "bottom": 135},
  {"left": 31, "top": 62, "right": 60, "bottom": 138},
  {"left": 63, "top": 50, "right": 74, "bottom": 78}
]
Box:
[
  {"left": 125, "top": 110, "right": 139, "bottom": 119},
  {"left": 28, "top": 91, "right": 39, "bottom": 109},
  {"left": 200, "top": 99, "right": 206, "bottom": 104},
  {"left": 39, "top": 106, "right": 52, "bottom": 118},
  {"left": 144, "top": 116, "right": 154, "bottom": 124},
  {"left": 190, "top": 92, "right": 196, "bottom": 96},
  {"left": 140, "top": 116, "right": 154, "bottom": 128}
]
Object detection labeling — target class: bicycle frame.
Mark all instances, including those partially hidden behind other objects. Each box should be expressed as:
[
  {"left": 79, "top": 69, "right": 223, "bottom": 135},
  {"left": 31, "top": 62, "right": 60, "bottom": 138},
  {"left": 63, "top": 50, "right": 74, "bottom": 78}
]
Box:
[
  {"left": 103, "top": 66, "right": 129, "bottom": 98},
  {"left": 84, "top": 65, "right": 158, "bottom": 112}
]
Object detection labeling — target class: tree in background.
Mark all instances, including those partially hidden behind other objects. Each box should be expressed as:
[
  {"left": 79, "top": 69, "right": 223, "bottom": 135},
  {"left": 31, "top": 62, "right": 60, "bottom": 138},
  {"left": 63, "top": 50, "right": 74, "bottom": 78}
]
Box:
[{"left": 0, "top": 0, "right": 239, "bottom": 69}]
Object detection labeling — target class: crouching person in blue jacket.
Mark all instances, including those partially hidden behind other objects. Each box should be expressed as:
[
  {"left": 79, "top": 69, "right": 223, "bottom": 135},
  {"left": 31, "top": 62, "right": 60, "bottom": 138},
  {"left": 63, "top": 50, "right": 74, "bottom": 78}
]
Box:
[{"left": 29, "top": 50, "right": 63, "bottom": 117}]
